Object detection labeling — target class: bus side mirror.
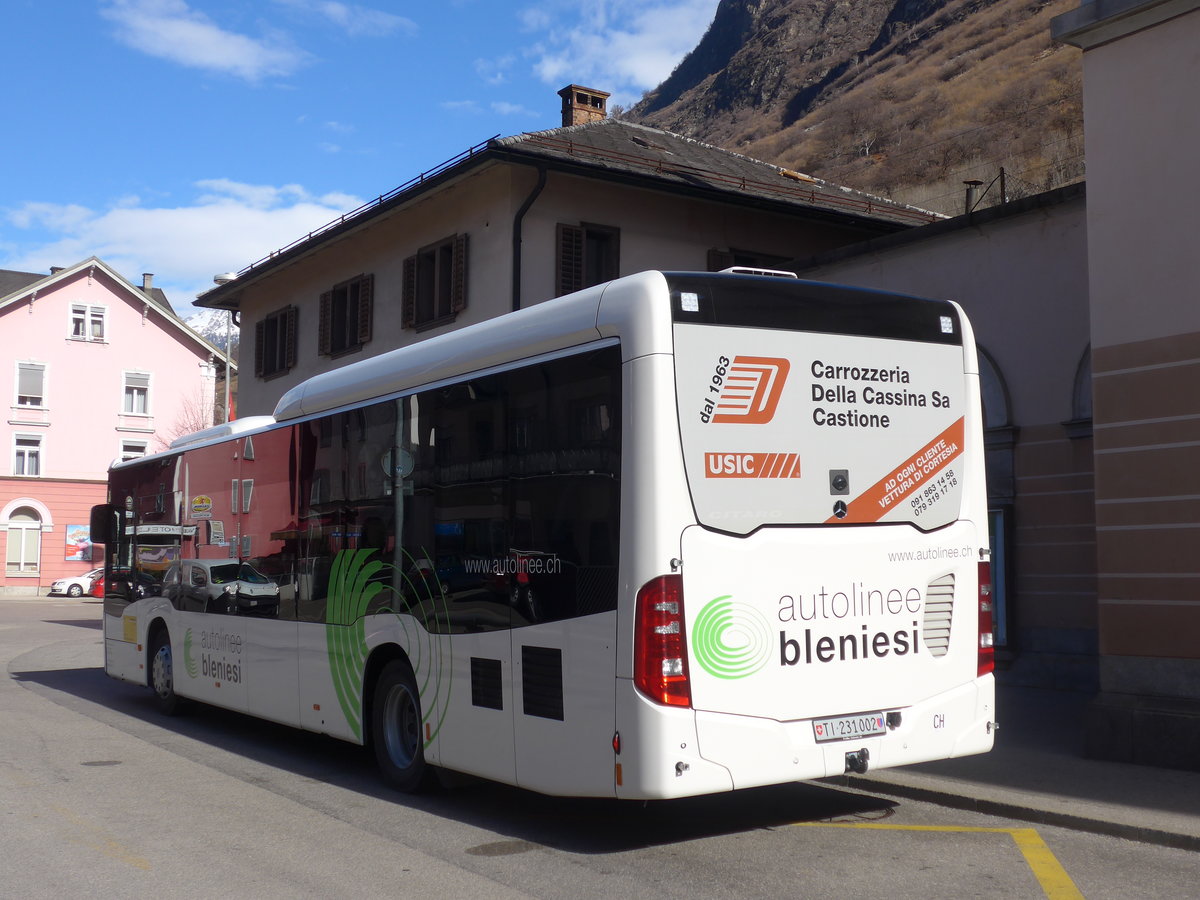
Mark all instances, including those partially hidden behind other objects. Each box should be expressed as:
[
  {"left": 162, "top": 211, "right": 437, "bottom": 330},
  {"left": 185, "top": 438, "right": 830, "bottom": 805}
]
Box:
[{"left": 90, "top": 504, "right": 120, "bottom": 546}]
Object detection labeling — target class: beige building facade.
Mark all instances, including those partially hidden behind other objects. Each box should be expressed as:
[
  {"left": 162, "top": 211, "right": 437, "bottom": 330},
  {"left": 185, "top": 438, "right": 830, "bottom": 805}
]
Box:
[
  {"left": 198, "top": 96, "right": 932, "bottom": 418},
  {"left": 1053, "top": 0, "right": 1200, "bottom": 768},
  {"left": 791, "top": 186, "right": 1096, "bottom": 692}
]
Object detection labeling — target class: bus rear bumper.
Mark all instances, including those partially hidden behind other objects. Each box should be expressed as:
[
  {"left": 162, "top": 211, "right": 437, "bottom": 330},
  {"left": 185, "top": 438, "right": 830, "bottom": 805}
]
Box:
[{"left": 692, "top": 676, "right": 995, "bottom": 790}]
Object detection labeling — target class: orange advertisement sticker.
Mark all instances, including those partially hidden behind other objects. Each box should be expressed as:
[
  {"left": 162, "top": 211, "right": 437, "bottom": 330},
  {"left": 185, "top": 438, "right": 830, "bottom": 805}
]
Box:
[{"left": 829, "top": 418, "right": 966, "bottom": 524}]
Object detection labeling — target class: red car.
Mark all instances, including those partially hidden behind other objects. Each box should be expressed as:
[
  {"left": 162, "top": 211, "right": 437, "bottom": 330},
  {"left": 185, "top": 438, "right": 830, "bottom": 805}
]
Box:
[{"left": 90, "top": 568, "right": 162, "bottom": 599}]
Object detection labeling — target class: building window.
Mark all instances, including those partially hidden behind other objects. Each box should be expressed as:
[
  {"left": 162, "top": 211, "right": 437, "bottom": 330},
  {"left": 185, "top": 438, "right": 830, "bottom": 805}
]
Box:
[
  {"left": 16, "top": 362, "right": 46, "bottom": 407},
  {"left": 123, "top": 371, "right": 150, "bottom": 415},
  {"left": 319, "top": 275, "right": 373, "bottom": 357},
  {"left": 4, "top": 507, "right": 42, "bottom": 575},
  {"left": 70, "top": 304, "right": 106, "bottom": 341},
  {"left": 120, "top": 440, "right": 148, "bottom": 461},
  {"left": 403, "top": 234, "right": 468, "bottom": 330},
  {"left": 14, "top": 435, "right": 42, "bottom": 476},
  {"left": 556, "top": 223, "right": 620, "bottom": 296},
  {"left": 255, "top": 306, "right": 297, "bottom": 377}
]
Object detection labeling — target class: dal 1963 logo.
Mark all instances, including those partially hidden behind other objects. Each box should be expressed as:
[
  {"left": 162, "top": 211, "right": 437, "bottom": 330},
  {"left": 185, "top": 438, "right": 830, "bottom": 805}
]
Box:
[{"left": 700, "top": 356, "right": 790, "bottom": 425}]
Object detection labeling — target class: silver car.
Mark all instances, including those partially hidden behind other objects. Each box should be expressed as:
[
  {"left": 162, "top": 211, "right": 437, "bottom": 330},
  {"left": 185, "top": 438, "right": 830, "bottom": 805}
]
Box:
[
  {"left": 163, "top": 559, "right": 279, "bottom": 615},
  {"left": 50, "top": 567, "right": 103, "bottom": 598}
]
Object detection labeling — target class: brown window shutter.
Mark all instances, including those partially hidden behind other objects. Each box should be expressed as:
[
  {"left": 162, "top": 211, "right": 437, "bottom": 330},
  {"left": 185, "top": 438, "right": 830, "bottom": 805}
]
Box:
[
  {"left": 284, "top": 306, "right": 297, "bottom": 369},
  {"left": 556, "top": 223, "right": 583, "bottom": 297},
  {"left": 254, "top": 320, "right": 265, "bottom": 377},
  {"left": 357, "top": 274, "right": 374, "bottom": 344},
  {"left": 707, "top": 248, "right": 735, "bottom": 272},
  {"left": 402, "top": 256, "right": 416, "bottom": 329},
  {"left": 318, "top": 291, "right": 332, "bottom": 356},
  {"left": 451, "top": 234, "right": 468, "bottom": 314}
]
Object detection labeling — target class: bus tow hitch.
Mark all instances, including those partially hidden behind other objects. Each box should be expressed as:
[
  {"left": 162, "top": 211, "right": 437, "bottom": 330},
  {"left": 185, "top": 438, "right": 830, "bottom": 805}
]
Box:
[{"left": 844, "top": 748, "right": 870, "bottom": 774}]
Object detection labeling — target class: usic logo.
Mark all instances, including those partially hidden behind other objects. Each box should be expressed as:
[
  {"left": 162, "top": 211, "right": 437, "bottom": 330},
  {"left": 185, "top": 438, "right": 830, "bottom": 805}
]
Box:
[
  {"left": 704, "top": 452, "right": 801, "bottom": 479},
  {"left": 712, "top": 356, "right": 790, "bottom": 424}
]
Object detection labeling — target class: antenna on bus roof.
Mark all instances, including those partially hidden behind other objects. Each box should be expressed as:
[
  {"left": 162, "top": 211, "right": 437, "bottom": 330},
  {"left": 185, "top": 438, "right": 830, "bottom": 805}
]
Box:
[{"left": 719, "top": 266, "right": 798, "bottom": 278}]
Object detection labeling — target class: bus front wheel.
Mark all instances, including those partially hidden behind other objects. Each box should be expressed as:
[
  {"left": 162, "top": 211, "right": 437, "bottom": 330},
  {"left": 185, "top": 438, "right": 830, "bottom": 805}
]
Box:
[
  {"left": 372, "top": 660, "right": 431, "bottom": 792},
  {"left": 149, "top": 628, "right": 184, "bottom": 716}
]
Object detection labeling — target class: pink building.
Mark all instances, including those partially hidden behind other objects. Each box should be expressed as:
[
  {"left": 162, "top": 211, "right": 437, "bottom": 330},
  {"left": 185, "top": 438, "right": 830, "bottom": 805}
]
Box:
[{"left": 1, "top": 257, "right": 227, "bottom": 596}]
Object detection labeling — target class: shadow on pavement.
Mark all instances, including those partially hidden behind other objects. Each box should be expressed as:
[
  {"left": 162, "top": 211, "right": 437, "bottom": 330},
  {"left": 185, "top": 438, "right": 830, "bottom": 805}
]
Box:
[
  {"left": 13, "top": 663, "right": 901, "bottom": 855},
  {"left": 42, "top": 619, "right": 103, "bottom": 630}
]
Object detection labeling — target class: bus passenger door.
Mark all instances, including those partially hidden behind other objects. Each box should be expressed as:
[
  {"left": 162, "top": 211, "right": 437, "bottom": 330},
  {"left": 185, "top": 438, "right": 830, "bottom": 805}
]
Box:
[
  {"left": 175, "top": 440, "right": 249, "bottom": 714},
  {"left": 236, "top": 427, "right": 301, "bottom": 728}
]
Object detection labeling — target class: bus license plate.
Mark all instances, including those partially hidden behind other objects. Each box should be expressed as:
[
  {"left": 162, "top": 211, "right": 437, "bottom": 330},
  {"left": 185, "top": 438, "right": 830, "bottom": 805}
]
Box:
[{"left": 812, "top": 712, "right": 886, "bottom": 743}]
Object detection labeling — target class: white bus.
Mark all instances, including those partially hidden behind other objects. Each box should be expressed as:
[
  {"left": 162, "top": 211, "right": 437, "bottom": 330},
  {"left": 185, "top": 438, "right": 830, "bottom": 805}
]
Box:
[{"left": 91, "top": 270, "right": 995, "bottom": 799}]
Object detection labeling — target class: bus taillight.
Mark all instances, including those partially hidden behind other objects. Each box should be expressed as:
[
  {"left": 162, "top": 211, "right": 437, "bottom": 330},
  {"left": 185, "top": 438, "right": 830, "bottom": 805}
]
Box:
[
  {"left": 978, "top": 561, "right": 995, "bottom": 677},
  {"left": 634, "top": 575, "right": 692, "bottom": 708}
]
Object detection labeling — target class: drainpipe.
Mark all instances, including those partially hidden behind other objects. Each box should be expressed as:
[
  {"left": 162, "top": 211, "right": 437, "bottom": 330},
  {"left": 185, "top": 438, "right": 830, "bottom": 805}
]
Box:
[{"left": 512, "top": 165, "right": 547, "bottom": 312}]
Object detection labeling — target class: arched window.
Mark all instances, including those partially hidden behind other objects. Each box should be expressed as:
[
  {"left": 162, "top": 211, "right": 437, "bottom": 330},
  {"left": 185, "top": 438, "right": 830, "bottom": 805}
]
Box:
[
  {"left": 5, "top": 506, "right": 42, "bottom": 576},
  {"left": 976, "top": 347, "right": 1014, "bottom": 649},
  {"left": 1073, "top": 347, "right": 1093, "bottom": 420},
  {"left": 1064, "top": 346, "right": 1093, "bottom": 439},
  {"left": 977, "top": 347, "right": 1011, "bottom": 430}
]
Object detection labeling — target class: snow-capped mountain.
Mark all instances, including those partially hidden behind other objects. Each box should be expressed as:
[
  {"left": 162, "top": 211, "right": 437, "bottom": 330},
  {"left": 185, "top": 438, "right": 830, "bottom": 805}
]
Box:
[{"left": 186, "top": 308, "right": 239, "bottom": 358}]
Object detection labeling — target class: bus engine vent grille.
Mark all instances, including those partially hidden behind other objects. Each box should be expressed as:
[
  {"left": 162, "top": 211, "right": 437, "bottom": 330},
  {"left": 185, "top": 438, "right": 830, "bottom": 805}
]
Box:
[
  {"left": 521, "top": 645, "right": 565, "bottom": 721},
  {"left": 922, "top": 574, "right": 955, "bottom": 657}
]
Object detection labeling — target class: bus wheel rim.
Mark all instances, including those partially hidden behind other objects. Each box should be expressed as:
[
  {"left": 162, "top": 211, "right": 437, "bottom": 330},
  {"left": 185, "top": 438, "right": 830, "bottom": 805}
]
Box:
[
  {"left": 152, "top": 645, "right": 172, "bottom": 698},
  {"left": 382, "top": 683, "right": 418, "bottom": 768}
]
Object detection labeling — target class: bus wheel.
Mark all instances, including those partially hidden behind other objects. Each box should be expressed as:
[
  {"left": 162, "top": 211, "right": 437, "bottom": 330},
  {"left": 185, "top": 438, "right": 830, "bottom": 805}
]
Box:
[
  {"left": 149, "top": 629, "right": 183, "bottom": 716},
  {"left": 372, "top": 660, "right": 431, "bottom": 792}
]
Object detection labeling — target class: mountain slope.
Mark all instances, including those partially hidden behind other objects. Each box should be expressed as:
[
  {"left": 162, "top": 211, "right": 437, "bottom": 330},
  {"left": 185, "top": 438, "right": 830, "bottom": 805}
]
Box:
[{"left": 629, "top": 0, "right": 1082, "bottom": 215}]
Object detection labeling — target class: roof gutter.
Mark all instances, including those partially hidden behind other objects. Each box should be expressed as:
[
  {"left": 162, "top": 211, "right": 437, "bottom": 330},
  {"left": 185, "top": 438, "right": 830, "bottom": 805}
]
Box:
[{"left": 195, "top": 143, "right": 503, "bottom": 312}]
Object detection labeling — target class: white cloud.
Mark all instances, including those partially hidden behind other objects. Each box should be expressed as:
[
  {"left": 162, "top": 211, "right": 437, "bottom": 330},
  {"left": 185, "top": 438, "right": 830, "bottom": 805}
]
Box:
[
  {"left": 2, "top": 181, "right": 362, "bottom": 312},
  {"left": 491, "top": 101, "right": 536, "bottom": 117},
  {"left": 274, "top": 0, "right": 418, "bottom": 37},
  {"left": 7, "top": 203, "right": 94, "bottom": 232},
  {"left": 475, "top": 55, "right": 516, "bottom": 86},
  {"left": 100, "top": 0, "right": 310, "bottom": 81},
  {"left": 519, "top": 0, "right": 720, "bottom": 104}
]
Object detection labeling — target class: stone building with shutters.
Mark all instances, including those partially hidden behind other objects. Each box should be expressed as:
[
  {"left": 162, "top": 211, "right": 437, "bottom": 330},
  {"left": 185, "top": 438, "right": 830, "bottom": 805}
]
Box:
[{"left": 197, "top": 85, "right": 938, "bottom": 418}]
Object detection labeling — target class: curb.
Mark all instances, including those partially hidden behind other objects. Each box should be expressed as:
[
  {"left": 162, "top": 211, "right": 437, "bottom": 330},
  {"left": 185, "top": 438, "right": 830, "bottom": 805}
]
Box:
[{"left": 833, "top": 774, "right": 1200, "bottom": 852}]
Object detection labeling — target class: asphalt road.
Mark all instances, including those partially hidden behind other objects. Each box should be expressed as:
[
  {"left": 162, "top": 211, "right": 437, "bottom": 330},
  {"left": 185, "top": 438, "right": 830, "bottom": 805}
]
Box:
[{"left": 3, "top": 598, "right": 1195, "bottom": 899}]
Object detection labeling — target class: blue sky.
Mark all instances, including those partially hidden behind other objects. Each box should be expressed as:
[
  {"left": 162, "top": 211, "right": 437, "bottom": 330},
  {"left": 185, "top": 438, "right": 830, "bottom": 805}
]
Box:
[{"left": 1, "top": 0, "right": 720, "bottom": 315}]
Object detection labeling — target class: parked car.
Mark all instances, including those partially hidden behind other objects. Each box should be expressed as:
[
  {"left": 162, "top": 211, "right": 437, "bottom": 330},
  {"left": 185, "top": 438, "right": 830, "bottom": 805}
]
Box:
[
  {"left": 50, "top": 567, "right": 103, "bottom": 598},
  {"left": 114, "top": 567, "right": 163, "bottom": 599},
  {"left": 89, "top": 568, "right": 162, "bottom": 600},
  {"left": 162, "top": 559, "right": 279, "bottom": 615}
]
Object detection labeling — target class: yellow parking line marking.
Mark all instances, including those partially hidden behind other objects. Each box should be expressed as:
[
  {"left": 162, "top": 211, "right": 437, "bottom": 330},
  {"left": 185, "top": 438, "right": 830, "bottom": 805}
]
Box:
[
  {"left": 52, "top": 805, "right": 152, "bottom": 872},
  {"left": 793, "top": 823, "right": 1083, "bottom": 900}
]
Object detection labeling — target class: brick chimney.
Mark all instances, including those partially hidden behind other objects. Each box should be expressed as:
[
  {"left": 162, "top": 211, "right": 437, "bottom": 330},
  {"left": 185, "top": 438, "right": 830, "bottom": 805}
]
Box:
[{"left": 558, "top": 85, "right": 610, "bottom": 127}]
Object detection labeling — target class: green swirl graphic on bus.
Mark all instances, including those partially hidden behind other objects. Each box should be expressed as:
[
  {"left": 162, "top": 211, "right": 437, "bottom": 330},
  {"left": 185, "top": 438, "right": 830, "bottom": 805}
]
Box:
[
  {"left": 692, "top": 595, "right": 772, "bottom": 679},
  {"left": 183, "top": 628, "right": 199, "bottom": 679}
]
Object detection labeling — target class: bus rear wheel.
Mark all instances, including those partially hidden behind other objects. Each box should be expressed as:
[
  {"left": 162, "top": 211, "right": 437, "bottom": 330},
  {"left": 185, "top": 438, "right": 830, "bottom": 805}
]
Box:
[{"left": 372, "top": 660, "right": 431, "bottom": 792}]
